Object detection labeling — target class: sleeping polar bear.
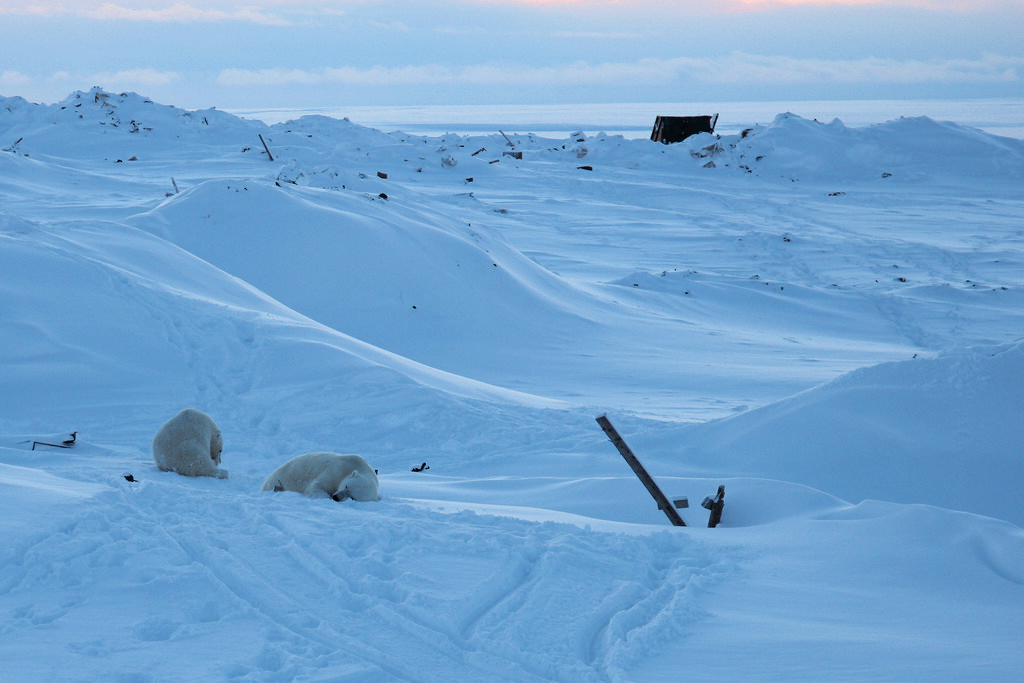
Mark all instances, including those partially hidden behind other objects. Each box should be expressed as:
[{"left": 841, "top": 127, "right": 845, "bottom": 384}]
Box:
[
  {"left": 152, "top": 408, "right": 228, "bottom": 479},
  {"left": 261, "top": 452, "right": 380, "bottom": 502}
]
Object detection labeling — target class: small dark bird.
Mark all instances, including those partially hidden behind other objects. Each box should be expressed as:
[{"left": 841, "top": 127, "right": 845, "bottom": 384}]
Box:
[{"left": 124, "top": 474, "right": 137, "bottom": 482}]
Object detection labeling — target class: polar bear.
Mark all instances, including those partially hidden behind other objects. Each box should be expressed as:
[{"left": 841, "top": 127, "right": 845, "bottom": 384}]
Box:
[
  {"left": 261, "top": 452, "right": 380, "bottom": 502},
  {"left": 152, "top": 408, "right": 228, "bottom": 479}
]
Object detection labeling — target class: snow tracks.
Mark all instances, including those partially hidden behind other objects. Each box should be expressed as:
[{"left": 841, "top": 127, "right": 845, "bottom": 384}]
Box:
[{"left": 0, "top": 468, "right": 731, "bottom": 681}]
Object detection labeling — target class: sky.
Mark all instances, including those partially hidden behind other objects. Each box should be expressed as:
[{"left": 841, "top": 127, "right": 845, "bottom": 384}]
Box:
[{"left": 1, "top": 0, "right": 1023, "bottom": 111}]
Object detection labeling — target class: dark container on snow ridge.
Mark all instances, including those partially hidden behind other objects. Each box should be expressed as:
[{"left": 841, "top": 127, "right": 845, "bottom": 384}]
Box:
[{"left": 651, "top": 114, "right": 719, "bottom": 144}]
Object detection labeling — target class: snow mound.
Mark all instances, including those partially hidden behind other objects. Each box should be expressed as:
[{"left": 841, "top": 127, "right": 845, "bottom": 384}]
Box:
[
  {"left": 672, "top": 341, "right": 1024, "bottom": 525},
  {"left": 130, "top": 176, "right": 598, "bottom": 380},
  {"left": 726, "top": 112, "right": 1024, "bottom": 183},
  {"left": 0, "top": 460, "right": 107, "bottom": 532},
  {"left": 1, "top": 88, "right": 263, "bottom": 159}
]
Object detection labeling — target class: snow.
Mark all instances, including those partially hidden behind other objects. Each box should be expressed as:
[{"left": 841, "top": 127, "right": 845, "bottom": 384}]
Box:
[{"left": 2, "top": 87, "right": 1024, "bottom": 680}]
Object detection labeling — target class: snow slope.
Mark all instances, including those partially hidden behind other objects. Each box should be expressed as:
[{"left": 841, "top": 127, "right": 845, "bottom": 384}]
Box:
[{"left": 2, "top": 88, "right": 1024, "bottom": 680}]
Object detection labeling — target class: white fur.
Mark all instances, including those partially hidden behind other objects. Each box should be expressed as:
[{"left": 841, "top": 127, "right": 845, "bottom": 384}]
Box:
[
  {"left": 261, "top": 452, "right": 380, "bottom": 501},
  {"left": 152, "top": 408, "right": 228, "bottom": 479}
]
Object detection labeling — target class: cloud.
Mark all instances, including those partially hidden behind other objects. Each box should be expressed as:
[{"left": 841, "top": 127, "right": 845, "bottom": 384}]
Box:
[
  {"left": 214, "top": 53, "right": 1022, "bottom": 90},
  {"left": 1, "top": 71, "right": 33, "bottom": 87},
  {"left": 460, "top": 0, "right": 1017, "bottom": 10},
  {"left": 0, "top": 2, "right": 292, "bottom": 24},
  {"left": 689, "top": 53, "right": 1021, "bottom": 85},
  {"left": 0, "top": 68, "right": 182, "bottom": 103},
  {"left": 730, "top": 0, "right": 1011, "bottom": 9},
  {"left": 89, "top": 68, "right": 183, "bottom": 86},
  {"left": 217, "top": 65, "right": 454, "bottom": 87},
  {"left": 37, "top": 68, "right": 183, "bottom": 91},
  {"left": 1, "top": 0, "right": 1018, "bottom": 17},
  {"left": 550, "top": 31, "right": 645, "bottom": 39},
  {"left": 84, "top": 3, "right": 291, "bottom": 25}
]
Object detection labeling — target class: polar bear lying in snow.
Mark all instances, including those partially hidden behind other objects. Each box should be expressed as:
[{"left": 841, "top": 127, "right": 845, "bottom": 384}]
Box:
[
  {"left": 152, "top": 408, "right": 228, "bottom": 479},
  {"left": 261, "top": 452, "right": 380, "bottom": 502}
]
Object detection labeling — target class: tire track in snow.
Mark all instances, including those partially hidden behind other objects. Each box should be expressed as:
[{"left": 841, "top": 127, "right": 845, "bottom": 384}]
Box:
[
  {"left": 455, "top": 545, "right": 541, "bottom": 642},
  {"left": 587, "top": 552, "right": 720, "bottom": 676},
  {"left": 161, "top": 526, "right": 412, "bottom": 681},
  {"left": 448, "top": 530, "right": 614, "bottom": 682},
  {"left": 271, "top": 507, "right": 560, "bottom": 681},
  {"left": 151, "top": 495, "right": 550, "bottom": 682},
  {"left": 0, "top": 479, "right": 391, "bottom": 681},
  {"left": 108, "top": 485, "right": 413, "bottom": 681},
  {"left": 0, "top": 514, "right": 94, "bottom": 634},
  {"left": 441, "top": 524, "right": 732, "bottom": 682}
]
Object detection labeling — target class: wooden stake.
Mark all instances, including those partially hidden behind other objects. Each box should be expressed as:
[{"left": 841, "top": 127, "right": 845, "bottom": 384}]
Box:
[
  {"left": 259, "top": 134, "right": 274, "bottom": 161},
  {"left": 596, "top": 415, "right": 686, "bottom": 526}
]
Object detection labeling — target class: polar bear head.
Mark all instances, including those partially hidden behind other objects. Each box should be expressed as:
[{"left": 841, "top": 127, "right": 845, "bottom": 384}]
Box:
[
  {"left": 211, "top": 430, "right": 223, "bottom": 465},
  {"left": 331, "top": 469, "right": 378, "bottom": 502}
]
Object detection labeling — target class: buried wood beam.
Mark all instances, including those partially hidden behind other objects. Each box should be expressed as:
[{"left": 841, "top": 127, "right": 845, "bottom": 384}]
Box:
[
  {"left": 258, "top": 134, "right": 274, "bottom": 161},
  {"left": 595, "top": 415, "right": 686, "bottom": 526}
]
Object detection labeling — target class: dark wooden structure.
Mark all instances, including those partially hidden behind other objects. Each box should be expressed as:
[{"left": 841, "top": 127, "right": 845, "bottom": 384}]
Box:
[
  {"left": 596, "top": 415, "right": 687, "bottom": 526},
  {"left": 31, "top": 432, "right": 77, "bottom": 451},
  {"left": 651, "top": 114, "right": 719, "bottom": 144},
  {"left": 702, "top": 485, "right": 725, "bottom": 528}
]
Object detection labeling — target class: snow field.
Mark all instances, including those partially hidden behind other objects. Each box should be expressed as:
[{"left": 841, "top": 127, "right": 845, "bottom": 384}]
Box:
[{"left": 2, "top": 88, "right": 1024, "bottom": 680}]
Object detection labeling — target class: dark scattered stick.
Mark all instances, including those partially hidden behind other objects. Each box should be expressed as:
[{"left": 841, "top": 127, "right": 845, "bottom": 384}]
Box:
[
  {"left": 258, "top": 133, "right": 274, "bottom": 161},
  {"left": 596, "top": 415, "right": 686, "bottom": 527},
  {"left": 411, "top": 462, "right": 430, "bottom": 472},
  {"left": 32, "top": 442, "right": 67, "bottom": 450},
  {"left": 702, "top": 485, "right": 725, "bottom": 528},
  {"left": 32, "top": 432, "right": 77, "bottom": 451}
]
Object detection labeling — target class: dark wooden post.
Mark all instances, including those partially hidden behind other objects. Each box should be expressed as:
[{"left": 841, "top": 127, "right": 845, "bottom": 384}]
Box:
[
  {"left": 706, "top": 485, "right": 725, "bottom": 528},
  {"left": 258, "top": 134, "right": 274, "bottom": 161},
  {"left": 596, "top": 415, "right": 686, "bottom": 526}
]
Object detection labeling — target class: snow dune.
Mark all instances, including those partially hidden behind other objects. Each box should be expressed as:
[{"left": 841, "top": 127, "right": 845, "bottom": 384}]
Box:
[{"left": 2, "top": 88, "right": 1024, "bottom": 680}]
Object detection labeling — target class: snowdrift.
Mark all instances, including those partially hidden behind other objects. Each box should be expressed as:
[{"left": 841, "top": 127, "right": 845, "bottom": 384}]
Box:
[
  {"left": 130, "top": 176, "right": 598, "bottom": 380},
  {"left": 669, "top": 341, "right": 1024, "bottom": 525},
  {"left": 3, "top": 89, "right": 1024, "bottom": 680}
]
